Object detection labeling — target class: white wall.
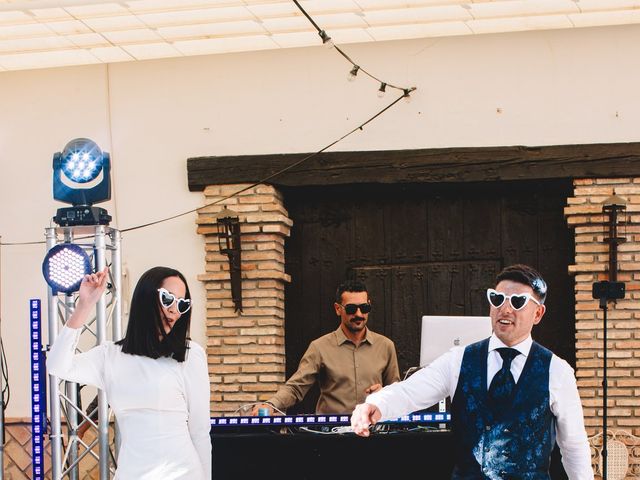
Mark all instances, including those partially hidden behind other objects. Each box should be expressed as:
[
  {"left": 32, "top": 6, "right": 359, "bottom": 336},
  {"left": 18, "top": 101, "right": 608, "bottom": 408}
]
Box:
[{"left": 1, "top": 24, "right": 639, "bottom": 417}]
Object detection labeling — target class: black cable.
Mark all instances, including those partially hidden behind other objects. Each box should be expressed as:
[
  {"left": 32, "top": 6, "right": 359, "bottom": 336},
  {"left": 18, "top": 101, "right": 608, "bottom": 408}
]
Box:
[
  {"left": 0, "top": 240, "right": 46, "bottom": 246},
  {"left": 0, "top": 1, "right": 417, "bottom": 244},
  {"left": 292, "top": 0, "right": 323, "bottom": 32},
  {"left": 119, "top": 91, "right": 411, "bottom": 233},
  {"left": 0, "top": 336, "right": 8, "bottom": 408},
  {"left": 0, "top": 241, "right": 7, "bottom": 409},
  {"left": 292, "top": 0, "right": 416, "bottom": 93},
  {"left": 0, "top": 88, "right": 412, "bottom": 244}
]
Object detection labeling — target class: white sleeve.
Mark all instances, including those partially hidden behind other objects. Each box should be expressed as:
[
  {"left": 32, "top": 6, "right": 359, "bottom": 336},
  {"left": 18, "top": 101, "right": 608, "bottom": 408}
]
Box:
[
  {"left": 184, "top": 341, "right": 212, "bottom": 478},
  {"left": 46, "top": 325, "right": 107, "bottom": 390},
  {"left": 366, "top": 347, "right": 463, "bottom": 421},
  {"left": 550, "top": 356, "right": 594, "bottom": 480}
]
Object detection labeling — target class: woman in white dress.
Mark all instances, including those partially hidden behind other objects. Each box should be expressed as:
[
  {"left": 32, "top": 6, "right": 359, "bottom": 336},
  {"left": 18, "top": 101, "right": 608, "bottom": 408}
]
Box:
[{"left": 48, "top": 266, "right": 212, "bottom": 480}]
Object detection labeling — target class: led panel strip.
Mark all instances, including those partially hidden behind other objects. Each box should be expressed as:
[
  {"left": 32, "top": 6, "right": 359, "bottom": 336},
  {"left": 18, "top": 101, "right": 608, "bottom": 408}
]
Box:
[
  {"left": 30, "top": 299, "right": 45, "bottom": 480},
  {"left": 210, "top": 412, "right": 451, "bottom": 427}
]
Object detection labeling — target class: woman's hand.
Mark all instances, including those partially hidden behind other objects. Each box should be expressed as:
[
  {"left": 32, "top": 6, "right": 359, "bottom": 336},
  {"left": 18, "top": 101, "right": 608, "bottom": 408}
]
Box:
[{"left": 67, "top": 267, "right": 109, "bottom": 329}]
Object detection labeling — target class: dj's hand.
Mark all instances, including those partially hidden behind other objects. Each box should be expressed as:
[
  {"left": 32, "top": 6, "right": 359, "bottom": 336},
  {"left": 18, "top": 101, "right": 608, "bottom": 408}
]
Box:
[
  {"left": 365, "top": 383, "right": 382, "bottom": 395},
  {"left": 250, "top": 404, "right": 274, "bottom": 416},
  {"left": 351, "top": 403, "right": 381, "bottom": 437}
]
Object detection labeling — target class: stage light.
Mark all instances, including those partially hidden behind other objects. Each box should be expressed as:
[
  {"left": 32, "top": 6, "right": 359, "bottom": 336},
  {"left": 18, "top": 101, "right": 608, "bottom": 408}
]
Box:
[
  {"left": 52, "top": 138, "right": 112, "bottom": 226},
  {"left": 42, "top": 243, "right": 92, "bottom": 294}
]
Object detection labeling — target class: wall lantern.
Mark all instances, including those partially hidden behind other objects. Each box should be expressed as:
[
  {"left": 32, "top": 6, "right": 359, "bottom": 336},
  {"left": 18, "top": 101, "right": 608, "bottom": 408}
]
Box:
[{"left": 216, "top": 208, "right": 242, "bottom": 313}]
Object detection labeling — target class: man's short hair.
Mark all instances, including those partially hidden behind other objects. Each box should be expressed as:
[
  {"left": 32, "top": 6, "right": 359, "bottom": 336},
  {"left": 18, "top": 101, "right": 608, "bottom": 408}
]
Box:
[
  {"left": 335, "top": 280, "right": 368, "bottom": 303},
  {"left": 496, "top": 264, "right": 547, "bottom": 304}
]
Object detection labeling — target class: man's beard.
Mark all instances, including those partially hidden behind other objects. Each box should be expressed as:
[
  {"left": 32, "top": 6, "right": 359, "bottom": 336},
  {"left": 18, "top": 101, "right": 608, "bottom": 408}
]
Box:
[{"left": 346, "top": 316, "right": 366, "bottom": 332}]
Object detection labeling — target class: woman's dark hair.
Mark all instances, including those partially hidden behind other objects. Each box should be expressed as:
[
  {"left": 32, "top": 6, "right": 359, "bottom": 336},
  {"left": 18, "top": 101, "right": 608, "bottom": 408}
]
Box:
[{"left": 117, "top": 266, "right": 191, "bottom": 362}]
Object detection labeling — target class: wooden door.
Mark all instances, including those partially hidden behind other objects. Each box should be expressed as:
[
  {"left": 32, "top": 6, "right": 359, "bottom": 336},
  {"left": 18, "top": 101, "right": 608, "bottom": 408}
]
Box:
[{"left": 283, "top": 180, "right": 575, "bottom": 412}]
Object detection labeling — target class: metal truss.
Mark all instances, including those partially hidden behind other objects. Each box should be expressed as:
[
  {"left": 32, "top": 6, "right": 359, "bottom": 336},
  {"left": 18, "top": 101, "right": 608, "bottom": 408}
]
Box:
[{"left": 45, "top": 225, "right": 122, "bottom": 480}]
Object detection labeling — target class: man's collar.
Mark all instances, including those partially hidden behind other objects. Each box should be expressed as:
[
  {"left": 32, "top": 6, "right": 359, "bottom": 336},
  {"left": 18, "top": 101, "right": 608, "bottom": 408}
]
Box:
[
  {"left": 335, "top": 326, "right": 373, "bottom": 345},
  {"left": 489, "top": 334, "right": 532, "bottom": 357}
]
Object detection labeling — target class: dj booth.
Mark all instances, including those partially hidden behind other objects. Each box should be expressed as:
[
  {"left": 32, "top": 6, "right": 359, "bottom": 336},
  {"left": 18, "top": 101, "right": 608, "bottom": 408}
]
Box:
[
  {"left": 210, "top": 413, "right": 454, "bottom": 480},
  {"left": 209, "top": 413, "right": 569, "bottom": 480}
]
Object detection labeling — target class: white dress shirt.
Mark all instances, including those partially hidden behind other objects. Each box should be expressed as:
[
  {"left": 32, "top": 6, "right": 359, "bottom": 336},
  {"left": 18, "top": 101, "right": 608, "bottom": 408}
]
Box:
[{"left": 366, "top": 334, "right": 593, "bottom": 480}]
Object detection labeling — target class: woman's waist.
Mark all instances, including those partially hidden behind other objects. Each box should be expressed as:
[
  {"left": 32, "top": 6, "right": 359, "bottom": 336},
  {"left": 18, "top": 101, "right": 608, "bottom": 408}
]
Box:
[{"left": 114, "top": 408, "right": 191, "bottom": 437}]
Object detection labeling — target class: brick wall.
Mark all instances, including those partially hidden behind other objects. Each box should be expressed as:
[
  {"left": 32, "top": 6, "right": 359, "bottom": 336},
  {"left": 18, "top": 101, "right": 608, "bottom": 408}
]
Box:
[
  {"left": 3, "top": 418, "right": 115, "bottom": 480},
  {"left": 197, "top": 184, "right": 292, "bottom": 415},
  {"left": 565, "top": 177, "right": 640, "bottom": 478}
]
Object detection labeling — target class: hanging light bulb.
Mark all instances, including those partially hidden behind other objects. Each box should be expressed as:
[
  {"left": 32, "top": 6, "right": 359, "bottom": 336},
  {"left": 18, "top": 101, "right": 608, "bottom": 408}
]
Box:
[
  {"left": 348, "top": 65, "right": 360, "bottom": 82},
  {"left": 318, "top": 30, "right": 334, "bottom": 49},
  {"left": 377, "top": 82, "right": 387, "bottom": 98}
]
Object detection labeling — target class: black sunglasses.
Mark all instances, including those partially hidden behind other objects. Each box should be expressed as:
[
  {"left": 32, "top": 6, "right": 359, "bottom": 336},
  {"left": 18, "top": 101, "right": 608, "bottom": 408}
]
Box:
[
  {"left": 339, "top": 303, "right": 372, "bottom": 315},
  {"left": 158, "top": 288, "right": 192, "bottom": 315}
]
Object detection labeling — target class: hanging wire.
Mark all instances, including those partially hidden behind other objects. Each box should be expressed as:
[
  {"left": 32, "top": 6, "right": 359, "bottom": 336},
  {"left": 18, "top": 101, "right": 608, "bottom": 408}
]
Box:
[
  {"left": 0, "top": 4, "right": 417, "bottom": 245},
  {"left": 0, "top": 240, "right": 9, "bottom": 409},
  {"left": 120, "top": 90, "right": 411, "bottom": 233},
  {"left": 0, "top": 88, "right": 411, "bottom": 245},
  {"left": 1, "top": 337, "right": 8, "bottom": 409},
  {"left": 292, "top": 0, "right": 416, "bottom": 96}
]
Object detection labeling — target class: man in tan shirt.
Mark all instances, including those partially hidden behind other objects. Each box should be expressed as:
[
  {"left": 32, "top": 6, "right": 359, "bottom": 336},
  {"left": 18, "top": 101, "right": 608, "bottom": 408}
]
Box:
[{"left": 253, "top": 280, "right": 400, "bottom": 415}]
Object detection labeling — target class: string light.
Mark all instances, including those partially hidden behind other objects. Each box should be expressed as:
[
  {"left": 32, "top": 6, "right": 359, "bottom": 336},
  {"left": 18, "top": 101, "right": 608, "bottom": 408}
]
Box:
[
  {"left": 348, "top": 65, "right": 360, "bottom": 82},
  {"left": 318, "top": 30, "right": 334, "bottom": 49},
  {"left": 291, "top": 0, "right": 415, "bottom": 100},
  {"left": 1, "top": 4, "right": 418, "bottom": 247}
]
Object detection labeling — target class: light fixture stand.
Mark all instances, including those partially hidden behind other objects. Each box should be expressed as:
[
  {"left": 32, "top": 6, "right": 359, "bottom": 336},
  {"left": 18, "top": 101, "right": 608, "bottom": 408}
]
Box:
[
  {"left": 44, "top": 225, "right": 122, "bottom": 480},
  {"left": 53, "top": 206, "right": 111, "bottom": 226}
]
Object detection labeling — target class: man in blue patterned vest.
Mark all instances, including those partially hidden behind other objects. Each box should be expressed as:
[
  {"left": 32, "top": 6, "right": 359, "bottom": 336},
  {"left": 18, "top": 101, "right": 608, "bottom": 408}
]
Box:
[{"left": 351, "top": 264, "right": 593, "bottom": 479}]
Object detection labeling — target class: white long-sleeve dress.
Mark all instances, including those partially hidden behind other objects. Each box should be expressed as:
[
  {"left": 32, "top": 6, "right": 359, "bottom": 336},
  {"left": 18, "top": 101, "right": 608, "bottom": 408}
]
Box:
[{"left": 47, "top": 325, "right": 212, "bottom": 480}]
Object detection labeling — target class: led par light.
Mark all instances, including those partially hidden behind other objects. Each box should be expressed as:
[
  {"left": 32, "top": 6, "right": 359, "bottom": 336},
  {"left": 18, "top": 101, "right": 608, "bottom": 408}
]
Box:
[
  {"left": 52, "top": 138, "right": 112, "bottom": 226},
  {"left": 42, "top": 243, "right": 92, "bottom": 294}
]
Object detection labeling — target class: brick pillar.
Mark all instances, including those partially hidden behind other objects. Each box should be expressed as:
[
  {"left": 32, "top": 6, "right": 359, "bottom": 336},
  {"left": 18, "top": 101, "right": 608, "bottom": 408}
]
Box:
[
  {"left": 564, "top": 178, "right": 640, "bottom": 453},
  {"left": 197, "top": 184, "right": 292, "bottom": 415}
]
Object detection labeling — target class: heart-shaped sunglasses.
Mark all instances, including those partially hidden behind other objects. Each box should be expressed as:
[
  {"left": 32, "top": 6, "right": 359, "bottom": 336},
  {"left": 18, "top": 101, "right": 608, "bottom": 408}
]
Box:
[
  {"left": 157, "top": 288, "right": 191, "bottom": 314},
  {"left": 486, "top": 288, "right": 541, "bottom": 311}
]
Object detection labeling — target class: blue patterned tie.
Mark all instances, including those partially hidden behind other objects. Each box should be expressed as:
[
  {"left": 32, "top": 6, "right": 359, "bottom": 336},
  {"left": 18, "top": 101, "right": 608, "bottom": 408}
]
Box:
[{"left": 488, "top": 348, "right": 520, "bottom": 411}]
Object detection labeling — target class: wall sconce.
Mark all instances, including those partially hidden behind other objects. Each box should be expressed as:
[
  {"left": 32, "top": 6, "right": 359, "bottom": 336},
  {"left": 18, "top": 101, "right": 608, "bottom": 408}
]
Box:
[
  {"left": 602, "top": 194, "right": 627, "bottom": 283},
  {"left": 216, "top": 208, "right": 242, "bottom": 313}
]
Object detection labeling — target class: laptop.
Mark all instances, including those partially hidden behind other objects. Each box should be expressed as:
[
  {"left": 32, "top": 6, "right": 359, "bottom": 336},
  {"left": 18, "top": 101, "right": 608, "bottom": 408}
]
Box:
[{"left": 419, "top": 315, "right": 493, "bottom": 367}]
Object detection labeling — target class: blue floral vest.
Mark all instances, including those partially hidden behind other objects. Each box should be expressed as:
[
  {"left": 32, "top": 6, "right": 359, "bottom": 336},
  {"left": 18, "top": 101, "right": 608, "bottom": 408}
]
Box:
[{"left": 450, "top": 338, "right": 555, "bottom": 480}]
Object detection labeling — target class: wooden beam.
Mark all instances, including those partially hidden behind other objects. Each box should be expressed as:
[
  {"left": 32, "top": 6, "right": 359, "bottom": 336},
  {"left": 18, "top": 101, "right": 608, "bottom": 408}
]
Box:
[{"left": 187, "top": 142, "right": 640, "bottom": 191}]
